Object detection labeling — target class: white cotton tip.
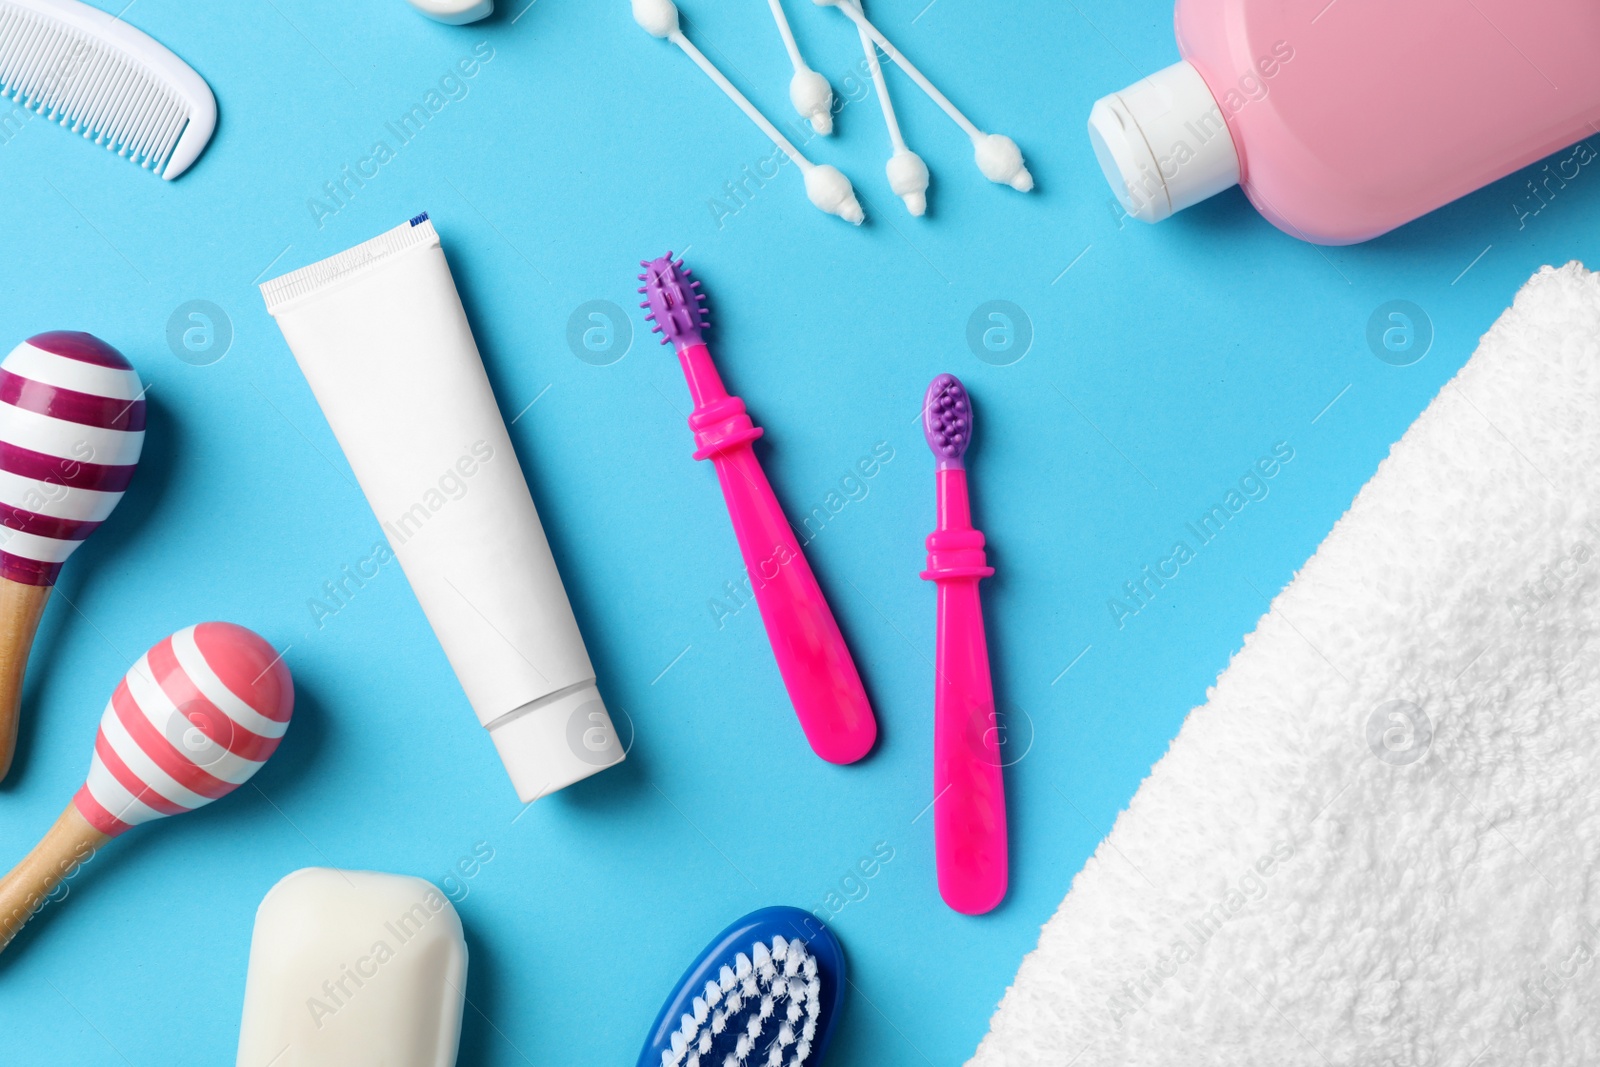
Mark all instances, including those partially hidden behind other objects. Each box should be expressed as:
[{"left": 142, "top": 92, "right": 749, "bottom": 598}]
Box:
[
  {"left": 633, "top": 0, "right": 680, "bottom": 37},
  {"left": 790, "top": 69, "right": 835, "bottom": 135},
  {"left": 804, "top": 165, "right": 865, "bottom": 225},
  {"left": 974, "top": 132, "right": 1033, "bottom": 191},
  {"left": 886, "top": 148, "right": 930, "bottom": 216}
]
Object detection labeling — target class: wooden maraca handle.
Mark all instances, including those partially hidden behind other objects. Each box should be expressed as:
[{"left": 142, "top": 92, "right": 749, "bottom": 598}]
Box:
[
  {"left": 0, "top": 578, "right": 51, "bottom": 783},
  {"left": 0, "top": 801, "right": 109, "bottom": 952}
]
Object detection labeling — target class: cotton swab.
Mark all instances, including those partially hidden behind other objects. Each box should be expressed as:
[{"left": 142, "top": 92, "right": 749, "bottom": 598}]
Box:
[
  {"left": 634, "top": 0, "right": 865, "bottom": 225},
  {"left": 851, "top": 0, "right": 929, "bottom": 215},
  {"left": 815, "top": 0, "right": 1033, "bottom": 192},
  {"left": 768, "top": 0, "right": 835, "bottom": 135}
]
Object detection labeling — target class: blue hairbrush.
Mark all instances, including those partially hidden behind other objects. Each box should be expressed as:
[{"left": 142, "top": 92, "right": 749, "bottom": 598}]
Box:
[{"left": 637, "top": 907, "right": 847, "bottom": 1067}]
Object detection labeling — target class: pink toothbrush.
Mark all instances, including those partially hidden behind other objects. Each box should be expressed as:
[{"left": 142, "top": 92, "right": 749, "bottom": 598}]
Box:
[
  {"left": 920, "top": 373, "right": 1006, "bottom": 914},
  {"left": 639, "top": 253, "right": 876, "bottom": 764}
]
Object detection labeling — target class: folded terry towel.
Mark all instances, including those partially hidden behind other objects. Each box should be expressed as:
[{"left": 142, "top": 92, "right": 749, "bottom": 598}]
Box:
[{"left": 972, "top": 263, "right": 1600, "bottom": 1067}]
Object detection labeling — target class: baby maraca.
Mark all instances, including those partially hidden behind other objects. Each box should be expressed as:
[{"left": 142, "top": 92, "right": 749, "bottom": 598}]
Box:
[
  {"left": 0, "top": 622, "right": 291, "bottom": 952},
  {"left": 0, "top": 331, "right": 145, "bottom": 780}
]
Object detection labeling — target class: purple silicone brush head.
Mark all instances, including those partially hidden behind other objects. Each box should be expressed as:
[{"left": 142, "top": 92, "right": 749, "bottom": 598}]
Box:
[
  {"left": 638, "top": 252, "right": 709, "bottom": 349},
  {"left": 923, "top": 373, "right": 973, "bottom": 469}
]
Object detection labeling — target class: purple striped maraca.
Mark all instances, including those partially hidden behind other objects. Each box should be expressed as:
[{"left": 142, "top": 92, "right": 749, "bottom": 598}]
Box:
[{"left": 0, "top": 332, "right": 145, "bottom": 780}]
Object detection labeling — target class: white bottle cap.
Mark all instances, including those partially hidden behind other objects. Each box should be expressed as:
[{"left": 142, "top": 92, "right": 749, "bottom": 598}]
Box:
[
  {"left": 407, "top": 0, "right": 493, "bottom": 23},
  {"left": 485, "top": 682, "right": 626, "bottom": 802},
  {"left": 1087, "top": 60, "right": 1240, "bottom": 223}
]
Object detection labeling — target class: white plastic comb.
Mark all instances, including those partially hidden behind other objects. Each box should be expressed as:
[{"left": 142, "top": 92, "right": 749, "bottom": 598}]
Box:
[{"left": 0, "top": 0, "right": 217, "bottom": 179}]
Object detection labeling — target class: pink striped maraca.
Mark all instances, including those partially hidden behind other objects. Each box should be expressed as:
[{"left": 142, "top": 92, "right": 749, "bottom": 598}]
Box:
[
  {"left": 0, "top": 622, "right": 291, "bottom": 953},
  {"left": 0, "top": 331, "right": 145, "bottom": 781}
]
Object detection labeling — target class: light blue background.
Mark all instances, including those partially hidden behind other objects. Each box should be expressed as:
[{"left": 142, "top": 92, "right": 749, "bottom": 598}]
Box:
[{"left": 0, "top": 0, "right": 1595, "bottom": 1062}]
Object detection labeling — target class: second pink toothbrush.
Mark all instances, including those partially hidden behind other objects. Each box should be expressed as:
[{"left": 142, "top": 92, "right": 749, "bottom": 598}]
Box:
[
  {"left": 921, "top": 372, "right": 1007, "bottom": 914},
  {"left": 639, "top": 253, "right": 877, "bottom": 764}
]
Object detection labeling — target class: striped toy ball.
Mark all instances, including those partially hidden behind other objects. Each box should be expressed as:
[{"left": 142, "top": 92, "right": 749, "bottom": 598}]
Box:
[
  {"left": 0, "top": 331, "right": 145, "bottom": 586},
  {"left": 73, "top": 623, "right": 294, "bottom": 838}
]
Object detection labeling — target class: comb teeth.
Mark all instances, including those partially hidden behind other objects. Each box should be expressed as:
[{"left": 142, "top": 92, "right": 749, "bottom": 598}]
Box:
[
  {"left": 923, "top": 373, "right": 972, "bottom": 465},
  {"left": 0, "top": 0, "right": 216, "bottom": 178},
  {"left": 638, "top": 251, "right": 711, "bottom": 348}
]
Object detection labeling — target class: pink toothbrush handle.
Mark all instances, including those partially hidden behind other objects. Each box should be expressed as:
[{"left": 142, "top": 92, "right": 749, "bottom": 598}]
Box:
[
  {"left": 690, "top": 395, "right": 877, "bottom": 764},
  {"left": 923, "top": 471, "right": 1007, "bottom": 914}
]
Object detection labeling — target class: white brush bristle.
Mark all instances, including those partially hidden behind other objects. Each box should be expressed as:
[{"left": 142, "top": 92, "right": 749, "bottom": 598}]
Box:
[
  {"left": 0, "top": 0, "right": 213, "bottom": 177},
  {"left": 663, "top": 938, "right": 823, "bottom": 1067}
]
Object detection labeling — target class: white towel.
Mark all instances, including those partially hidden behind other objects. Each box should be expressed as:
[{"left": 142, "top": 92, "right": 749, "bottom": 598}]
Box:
[{"left": 971, "top": 263, "right": 1600, "bottom": 1067}]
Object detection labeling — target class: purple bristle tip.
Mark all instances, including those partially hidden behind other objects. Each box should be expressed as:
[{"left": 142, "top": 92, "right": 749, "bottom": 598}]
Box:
[
  {"left": 639, "top": 252, "right": 710, "bottom": 348},
  {"left": 923, "top": 373, "right": 973, "bottom": 468}
]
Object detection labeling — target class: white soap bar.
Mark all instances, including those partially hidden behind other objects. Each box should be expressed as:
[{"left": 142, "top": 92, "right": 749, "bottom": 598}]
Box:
[{"left": 236, "top": 868, "right": 468, "bottom": 1067}]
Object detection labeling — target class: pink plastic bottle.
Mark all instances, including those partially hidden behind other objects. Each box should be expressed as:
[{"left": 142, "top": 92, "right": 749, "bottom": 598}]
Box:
[{"left": 1087, "top": 0, "right": 1600, "bottom": 244}]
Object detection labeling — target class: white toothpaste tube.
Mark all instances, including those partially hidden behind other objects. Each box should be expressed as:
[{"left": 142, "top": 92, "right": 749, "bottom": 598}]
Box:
[{"left": 261, "top": 214, "right": 624, "bottom": 801}]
